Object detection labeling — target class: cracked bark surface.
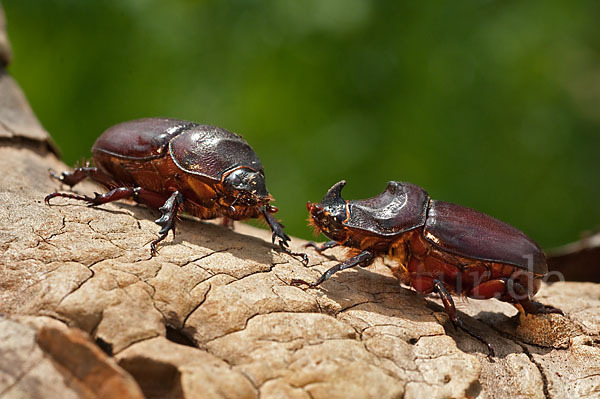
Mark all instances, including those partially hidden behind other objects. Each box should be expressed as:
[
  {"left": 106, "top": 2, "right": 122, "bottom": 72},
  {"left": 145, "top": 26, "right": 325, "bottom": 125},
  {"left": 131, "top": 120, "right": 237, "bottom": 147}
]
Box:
[{"left": 2, "top": 7, "right": 600, "bottom": 398}]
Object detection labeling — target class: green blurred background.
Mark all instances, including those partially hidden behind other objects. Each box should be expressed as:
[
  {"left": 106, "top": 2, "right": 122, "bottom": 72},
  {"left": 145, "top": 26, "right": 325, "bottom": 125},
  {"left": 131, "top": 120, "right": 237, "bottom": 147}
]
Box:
[{"left": 3, "top": 0, "right": 600, "bottom": 248}]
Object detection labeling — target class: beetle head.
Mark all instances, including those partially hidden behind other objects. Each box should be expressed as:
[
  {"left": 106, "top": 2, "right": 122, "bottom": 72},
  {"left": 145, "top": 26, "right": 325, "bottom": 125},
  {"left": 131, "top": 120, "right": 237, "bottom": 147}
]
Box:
[
  {"left": 308, "top": 180, "right": 349, "bottom": 241},
  {"left": 223, "top": 167, "right": 269, "bottom": 209}
]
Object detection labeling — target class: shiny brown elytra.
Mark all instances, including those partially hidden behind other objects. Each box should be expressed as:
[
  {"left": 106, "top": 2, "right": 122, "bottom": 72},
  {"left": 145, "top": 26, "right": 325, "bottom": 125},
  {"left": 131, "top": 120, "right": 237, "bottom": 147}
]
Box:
[
  {"left": 45, "top": 117, "right": 307, "bottom": 262},
  {"left": 293, "top": 180, "right": 564, "bottom": 357}
]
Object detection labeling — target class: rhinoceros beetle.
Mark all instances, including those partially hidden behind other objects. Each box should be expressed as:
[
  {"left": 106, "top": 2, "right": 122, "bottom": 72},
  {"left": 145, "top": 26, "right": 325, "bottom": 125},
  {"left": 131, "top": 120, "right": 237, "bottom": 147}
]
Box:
[
  {"left": 45, "top": 118, "right": 307, "bottom": 262},
  {"left": 292, "top": 180, "right": 564, "bottom": 356}
]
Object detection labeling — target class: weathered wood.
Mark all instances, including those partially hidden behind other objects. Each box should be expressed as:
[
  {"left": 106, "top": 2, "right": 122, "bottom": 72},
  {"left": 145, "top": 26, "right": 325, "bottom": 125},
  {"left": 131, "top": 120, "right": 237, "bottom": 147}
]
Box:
[{"left": 1, "top": 6, "right": 599, "bottom": 398}]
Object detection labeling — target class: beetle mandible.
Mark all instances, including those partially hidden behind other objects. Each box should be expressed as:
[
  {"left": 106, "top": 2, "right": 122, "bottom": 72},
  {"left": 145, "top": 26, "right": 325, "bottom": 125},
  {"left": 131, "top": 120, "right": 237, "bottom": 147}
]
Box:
[
  {"left": 45, "top": 118, "right": 307, "bottom": 262},
  {"left": 292, "top": 180, "right": 564, "bottom": 356}
]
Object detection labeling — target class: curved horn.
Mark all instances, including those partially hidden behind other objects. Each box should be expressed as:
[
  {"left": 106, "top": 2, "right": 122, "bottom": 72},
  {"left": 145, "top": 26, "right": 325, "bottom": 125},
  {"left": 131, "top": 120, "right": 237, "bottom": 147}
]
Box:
[{"left": 320, "top": 180, "right": 346, "bottom": 207}]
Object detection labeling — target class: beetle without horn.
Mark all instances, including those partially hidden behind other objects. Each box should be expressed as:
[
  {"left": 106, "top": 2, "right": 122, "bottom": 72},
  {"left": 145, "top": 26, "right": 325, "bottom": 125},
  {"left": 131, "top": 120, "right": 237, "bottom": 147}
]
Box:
[{"left": 45, "top": 117, "right": 307, "bottom": 262}]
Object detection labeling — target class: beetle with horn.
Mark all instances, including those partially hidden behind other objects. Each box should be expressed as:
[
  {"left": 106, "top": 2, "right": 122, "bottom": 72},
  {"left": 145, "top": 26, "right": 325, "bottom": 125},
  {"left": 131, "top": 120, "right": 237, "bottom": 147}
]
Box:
[{"left": 293, "top": 180, "right": 564, "bottom": 357}]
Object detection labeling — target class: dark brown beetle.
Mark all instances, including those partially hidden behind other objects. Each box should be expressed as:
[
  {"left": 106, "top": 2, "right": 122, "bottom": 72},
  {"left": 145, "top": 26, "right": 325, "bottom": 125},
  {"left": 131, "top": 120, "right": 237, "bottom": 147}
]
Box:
[
  {"left": 45, "top": 118, "right": 307, "bottom": 262},
  {"left": 293, "top": 180, "right": 564, "bottom": 356}
]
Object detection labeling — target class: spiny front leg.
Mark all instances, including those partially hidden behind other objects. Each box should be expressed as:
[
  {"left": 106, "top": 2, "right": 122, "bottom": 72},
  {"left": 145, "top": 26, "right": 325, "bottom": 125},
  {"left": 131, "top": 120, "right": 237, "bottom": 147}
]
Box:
[
  {"left": 262, "top": 205, "right": 290, "bottom": 247},
  {"left": 433, "top": 279, "right": 495, "bottom": 358},
  {"left": 291, "top": 250, "right": 373, "bottom": 287},
  {"left": 151, "top": 191, "right": 184, "bottom": 256},
  {"left": 262, "top": 205, "right": 308, "bottom": 264}
]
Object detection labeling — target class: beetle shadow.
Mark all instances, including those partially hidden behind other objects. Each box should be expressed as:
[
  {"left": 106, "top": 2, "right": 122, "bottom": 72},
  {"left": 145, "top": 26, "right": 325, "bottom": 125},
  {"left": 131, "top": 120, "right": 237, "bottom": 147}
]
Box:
[
  {"left": 423, "top": 298, "right": 517, "bottom": 359},
  {"left": 93, "top": 201, "right": 297, "bottom": 266},
  {"left": 46, "top": 201, "right": 141, "bottom": 218},
  {"left": 313, "top": 251, "right": 341, "bottom": 263},
  {"left": 48, "top": 198, "right": 545, "bottom": 360},
  {"left": 45, "top": 190, "right": 303, "bottom": 268},
  {"left": 303, "top": 246, "right": 341, "bottom": 262},
  {"left": 308, "top": 265, "right": 529, "bottom": 359},
  {"left": 298, "top": 266, "right": 445, "bottom": 331}
]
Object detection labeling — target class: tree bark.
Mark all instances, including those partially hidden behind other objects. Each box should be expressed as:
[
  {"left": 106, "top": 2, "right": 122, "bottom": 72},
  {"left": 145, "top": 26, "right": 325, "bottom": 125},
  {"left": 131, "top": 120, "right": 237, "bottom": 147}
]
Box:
[
  {"left": 547, "top": 233, "right": 600, "bottom": 283},
  {"left": 1, "top": 5, "right": 600, "bottom": 398}
]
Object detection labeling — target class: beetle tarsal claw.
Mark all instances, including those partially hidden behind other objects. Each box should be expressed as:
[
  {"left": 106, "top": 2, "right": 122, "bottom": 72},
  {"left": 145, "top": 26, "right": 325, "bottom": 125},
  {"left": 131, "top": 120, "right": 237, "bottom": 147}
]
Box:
[
  {"left": 278, "top": 242, "right": 309, "bottom": 264},
  {"left": 273, "top": 232, "right": 290, "bottom": 247},
  {"left": 44, "top": 193, "right": 56, "bottom": 205},
  {"left": 155, "top": 214, "right": 170, "bottom": 224}
]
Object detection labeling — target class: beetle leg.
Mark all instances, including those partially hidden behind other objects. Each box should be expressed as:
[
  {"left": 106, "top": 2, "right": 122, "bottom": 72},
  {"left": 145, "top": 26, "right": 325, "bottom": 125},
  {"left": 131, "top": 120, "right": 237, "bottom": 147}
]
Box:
[
  {"left": 278, "top": 242, "right": 309, "bottom": 265},
  {"left": 305, "top": 240, "right": 339, "bottom": 253},
  {"left": 220, "top": 217, "right": 235, "bottom": 229},
  {"left": 150, "top": 191, "right": 184, "bottom": 256},
  {"left": 45, "top": 187, "right": 134, "bottom": 206},
  {"left": 261, "top": 206, "right": 309, "bottom": 265},
  {"left": 291, "top": 250, "right": 373, "bottom": 287},
  {"left": 48, "top": 166, "right": 114, "bottom": 188},
  {"left": 261, "top": 206, "right": 291, "bottom": 247},
  {"left": 433, "top": 279, "right": 495, "bottom": 358},
  {"left": 522, "top": 301, "right": 565, "bottom": 316},
  {"left": 505, "top": 279, "right": 565, "bottom": 316}
]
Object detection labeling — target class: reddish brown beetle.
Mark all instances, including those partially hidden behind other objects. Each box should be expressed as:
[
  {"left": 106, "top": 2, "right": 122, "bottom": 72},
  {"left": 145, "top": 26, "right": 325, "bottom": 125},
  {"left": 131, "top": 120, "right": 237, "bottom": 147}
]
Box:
[
  {"left": 293, "top": 180, "right": 564, "bottom": 356},
  {"left": 45, "top": 118, "right": 307, "bottom": 262}
]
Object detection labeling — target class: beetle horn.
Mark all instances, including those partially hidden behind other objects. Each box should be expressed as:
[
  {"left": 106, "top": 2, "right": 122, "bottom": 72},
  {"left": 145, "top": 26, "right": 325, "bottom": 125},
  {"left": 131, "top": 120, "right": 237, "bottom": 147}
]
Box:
[{"left": 320, "top": 180, "right": 346, "bottom": 208}]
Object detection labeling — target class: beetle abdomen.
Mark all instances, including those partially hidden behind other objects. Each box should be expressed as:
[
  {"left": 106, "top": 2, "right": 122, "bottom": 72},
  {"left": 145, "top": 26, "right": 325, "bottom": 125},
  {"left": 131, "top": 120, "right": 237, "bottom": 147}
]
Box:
[
  {"left": 384, "top": 228, "right": 542, "bottom": 299},
  {"left": 92, "top": 118, "right": 196, "bottom": 160},
  {"left": 423, "top": 200, "right": 546, "bottom": 274}
]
